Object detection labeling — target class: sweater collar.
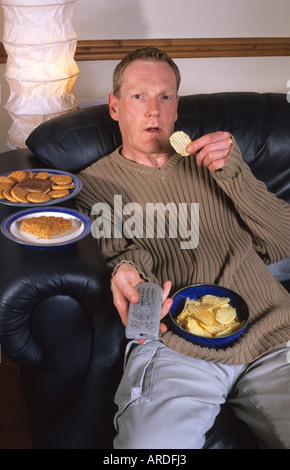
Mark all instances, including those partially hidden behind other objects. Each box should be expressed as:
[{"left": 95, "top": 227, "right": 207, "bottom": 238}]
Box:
[{"left": 111, "top": 146, "right": 182, "bottom": 178}]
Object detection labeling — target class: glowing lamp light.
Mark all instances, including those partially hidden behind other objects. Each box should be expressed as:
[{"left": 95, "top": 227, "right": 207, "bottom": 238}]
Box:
[{"left": 1, "top": 0, "right": 80, "bottom": 148}]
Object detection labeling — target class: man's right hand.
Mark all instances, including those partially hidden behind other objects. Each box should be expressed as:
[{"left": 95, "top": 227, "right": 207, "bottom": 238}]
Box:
[
  {"left": 111, "top": 262, "right": 173, "bottom": 334},
  {"left": 111, "top": 263, "right": 144, "bottom": 326}
]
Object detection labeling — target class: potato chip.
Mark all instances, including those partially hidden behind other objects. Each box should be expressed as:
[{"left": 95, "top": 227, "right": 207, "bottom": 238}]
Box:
[
  {"left": 198, "top": 321, "right": 225, "bottom": 336},
  {"left": 176, "top": 294, "right": 244, "bottom": 338},
  {"left": 184, "top": 317, "right": 209, "bottom": 337},
  {"left": 169, "top": 131, "right": 192, "bottom": 156},
  {"left": 215, "top": 321, "right": 246, "bottom": 337},
  {"left": 176, "top": 298, "right": 198, "bottom": 323},
  {"left": 200, "top": 295, "right": 230, "bottom": 307},
  {"left": 188, "top": 305, "right": 216, "bottom": 326},
  {"left": 215, "top": 306, "right": 237, "bottom": 325}
]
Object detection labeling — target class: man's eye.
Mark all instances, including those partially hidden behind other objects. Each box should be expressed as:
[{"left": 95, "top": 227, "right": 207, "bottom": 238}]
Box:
[
  {"left": 162, "top": 95, "right": 170, "bottom": 100},
  {"left": 133, "top": 94, "right": 141, "bottom": 99}
]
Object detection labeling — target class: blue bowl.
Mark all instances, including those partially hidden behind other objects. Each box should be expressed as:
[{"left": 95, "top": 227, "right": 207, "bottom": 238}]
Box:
[{"left": 169, "top": 284, "right": 249, "bottom": 348}]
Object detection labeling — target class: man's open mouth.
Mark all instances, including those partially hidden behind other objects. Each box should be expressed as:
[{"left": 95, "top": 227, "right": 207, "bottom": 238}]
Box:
[{"left": 146, "top": 127, "right": 161, "bottom": 132}]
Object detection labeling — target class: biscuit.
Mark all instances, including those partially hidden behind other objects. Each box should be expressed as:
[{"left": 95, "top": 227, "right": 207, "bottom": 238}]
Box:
[
  {"left": 11, "top": 187, "right": 28, "bottom": 203},
  {"left": 16, "top": 178, "right": 52, "bottom": 193},
  {"left": 3, "top": 189, "right": 18, "bottom": 202},
  {"left": 34, "top": 171, "right": 50, "bottom": 179},
  {"left": 26, "top": 192, "right": 51, "bottom": 203},
  {"left": 8, "top": 171, "right": 27, "bottom": 182},
  {"left": 50, "top": 174, "right": 73, "bottom": 185},
  {"left": 0, "top": 176, "right": 16, "bottom": 186},
  {"left": 24, "top": 171, "right": 34, "bottom": 179},
  {"left": 48, "top": 189, "right": 69, "bottom": 198},
  {"left": 0, "top": 182, "right": 13, "bottom": 192},
  {"left": 51, "top": 184, "right": 75, "bottom": 190}
]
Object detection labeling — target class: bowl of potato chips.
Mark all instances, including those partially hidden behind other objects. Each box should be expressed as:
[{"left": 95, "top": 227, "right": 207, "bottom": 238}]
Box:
[{"left": 169, "top": 284, "right": 249, "bottom": 348}]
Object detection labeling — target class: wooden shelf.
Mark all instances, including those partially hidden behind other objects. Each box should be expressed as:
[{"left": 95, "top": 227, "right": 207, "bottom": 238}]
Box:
[
  {"left": 74, "top": 37, "right": 290, "bottom": 61},
  {"left": 1, "top": 37, "right": 290, "bottom": 64}
]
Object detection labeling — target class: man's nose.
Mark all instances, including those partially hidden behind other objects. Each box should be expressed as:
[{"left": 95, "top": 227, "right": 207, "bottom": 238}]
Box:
[{"left": 147, "top": 97, "right": 160, "bottom": 116}]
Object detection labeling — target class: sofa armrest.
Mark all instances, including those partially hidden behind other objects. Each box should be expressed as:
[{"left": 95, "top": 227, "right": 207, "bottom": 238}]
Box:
[
  {"left": 0, "top": 228, "right": 107, "bottom": 366},
  {"left": 0, "top": 224, "right": 127, "bottom": 447}
]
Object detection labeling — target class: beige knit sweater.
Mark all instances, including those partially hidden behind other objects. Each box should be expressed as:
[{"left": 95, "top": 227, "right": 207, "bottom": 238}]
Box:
[{"left": 76, "top": 140, "right": 290, "bottom": 365}]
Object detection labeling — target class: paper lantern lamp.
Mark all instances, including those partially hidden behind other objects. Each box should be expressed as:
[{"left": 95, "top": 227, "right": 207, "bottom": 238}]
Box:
[{"left": 1, "top": 0, "right": 80, "bottom": 148}]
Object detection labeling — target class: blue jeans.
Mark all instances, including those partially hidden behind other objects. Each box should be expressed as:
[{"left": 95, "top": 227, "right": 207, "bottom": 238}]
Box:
[{"left": 114, "top": 340, "right": 290, "bottom": 449}]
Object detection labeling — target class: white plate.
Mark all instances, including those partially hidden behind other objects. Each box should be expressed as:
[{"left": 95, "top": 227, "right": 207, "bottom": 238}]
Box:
[
  {"left": 0, "top": 168, "right": 82, "bottom": 207},
  {"left": 1, "top": 207, "right": 92, "bottom": 248}
]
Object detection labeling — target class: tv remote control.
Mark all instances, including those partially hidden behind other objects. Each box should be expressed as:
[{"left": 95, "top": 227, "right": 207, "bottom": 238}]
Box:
[{"left": 126, "top": 282, "right": 163, "bottom": 340}]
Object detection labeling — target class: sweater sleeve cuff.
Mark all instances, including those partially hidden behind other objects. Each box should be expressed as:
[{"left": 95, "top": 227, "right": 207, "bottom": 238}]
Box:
[
  {"left": 111, "top": 260, "right": 158, "bottom": 285},
  {"left": 213, "top": 136, "right": 244, "bottom": 180},
  {"left": 111, "top": 260, "right": 149, "bottom": 280}
]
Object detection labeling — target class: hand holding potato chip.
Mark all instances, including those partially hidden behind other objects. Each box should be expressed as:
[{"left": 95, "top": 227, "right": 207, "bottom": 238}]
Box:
[
  {"left": 187, "top": 131, "right": 233, "bottom": 171},
  {"left": 170, "top": 131, "right": 233, "bottom": 172}
]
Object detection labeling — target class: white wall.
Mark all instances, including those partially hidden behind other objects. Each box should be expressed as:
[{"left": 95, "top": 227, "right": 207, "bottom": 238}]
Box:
[
  {"left": 73, "top": 0, "right": 290, "bottom": 39},
  {"left": 1, "top": 0, "right": 290, "bottom": 153},
  {"left": 73, "top": 0, "right": 290, "bottom": 100}
]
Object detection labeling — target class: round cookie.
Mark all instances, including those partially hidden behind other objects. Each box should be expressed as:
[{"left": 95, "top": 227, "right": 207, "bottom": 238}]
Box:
[
  {"left": 3, "top": 189, "right": 18, "bottom": 202},
  {"left": 35, "top": 171, "right": 50, "bottom": 179},
  {"left": 8, "top": 170, "right": 27, "bottom": 182},
  {"left": 50, "top": 174, "right": 73, "bottom": 185},
  {"left": 26, "top": 192, "right": 51, "bottom": 203},
  {"left": 11, "top": 187, "right": 28, "bottom": 203},
  {"left": 24, "top": 171, "right": 34, "bottom": 179},
  {"left": 0, "top": 182, "right": 13, "bottom": 192},
  {"left": 48, "top": 189, "right": 69, "bottom": 198},
  {"left": 0, "top": 176, "right": 16, "bottom": 186},
  {"left": 51, "top": 184, "right": 75, "bottom": 190}
]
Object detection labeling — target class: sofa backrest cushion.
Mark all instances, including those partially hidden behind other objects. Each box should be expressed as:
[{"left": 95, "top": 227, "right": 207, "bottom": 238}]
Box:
[
  {"left": 26, "top": 92, "right": 290, "bottom": 203},
  {"left": 26, "top": 103, "right": 122, "bottom": 174}
]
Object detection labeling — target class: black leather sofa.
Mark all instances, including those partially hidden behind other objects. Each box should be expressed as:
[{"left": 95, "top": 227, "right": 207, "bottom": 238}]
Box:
[{"left": 0, "top": 92, "right": 289, "bottom": 449}]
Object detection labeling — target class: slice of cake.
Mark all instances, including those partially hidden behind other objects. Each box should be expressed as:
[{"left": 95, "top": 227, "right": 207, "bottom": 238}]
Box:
[{"left": 20, "top": 216, "right": 73, "bottom": 239}]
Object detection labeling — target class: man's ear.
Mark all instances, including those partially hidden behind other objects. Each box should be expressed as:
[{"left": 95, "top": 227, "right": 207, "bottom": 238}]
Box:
[
  {"left": 175, "top": 95, "right": 179, "bottom": 122},
  {"left": 108, "top": 93, "right": 119, "bottom": 121}
]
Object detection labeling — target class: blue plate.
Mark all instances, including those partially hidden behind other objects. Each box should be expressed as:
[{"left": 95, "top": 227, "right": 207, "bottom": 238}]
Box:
[
  {"left": 0, "top": 168, "right": 82, "bottom": 207},
  {"left": 169, "top": 284, "right": 249, "bottom": 348},
  {"left": 1, "top": 206, "right": 92, "bottom": 248}
]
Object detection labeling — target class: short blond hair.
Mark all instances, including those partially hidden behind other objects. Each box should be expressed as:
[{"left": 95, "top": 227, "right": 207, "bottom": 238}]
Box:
[{"left": 113, "top": 47, "right": 181, "bottom": 98}]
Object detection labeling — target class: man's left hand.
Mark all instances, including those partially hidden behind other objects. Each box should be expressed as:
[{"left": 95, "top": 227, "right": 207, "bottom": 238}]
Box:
[{"left": 187, "top": 131, "right": 233, "bottom": 172}]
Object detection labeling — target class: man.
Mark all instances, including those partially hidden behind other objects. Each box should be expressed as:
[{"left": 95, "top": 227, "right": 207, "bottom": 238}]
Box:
[{"left": 76, "top": 47, "right": 290, "bottom": 449}]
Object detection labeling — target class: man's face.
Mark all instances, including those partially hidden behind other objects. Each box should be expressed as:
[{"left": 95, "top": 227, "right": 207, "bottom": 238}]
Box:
[{"left": 108, "top": 60, "right": 179, "bottom": 165}]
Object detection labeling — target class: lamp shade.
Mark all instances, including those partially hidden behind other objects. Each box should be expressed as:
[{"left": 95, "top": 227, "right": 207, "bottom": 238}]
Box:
[{"left": 1, "top": 0, "right": 80, "bottom": 148}]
